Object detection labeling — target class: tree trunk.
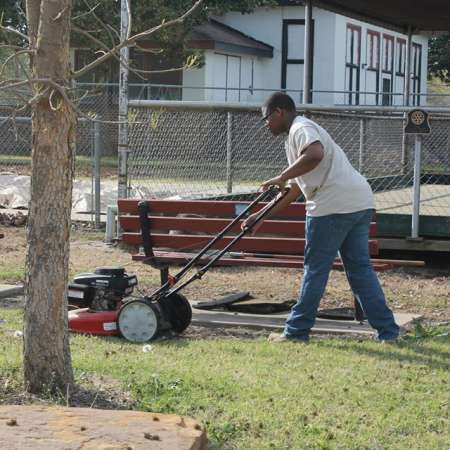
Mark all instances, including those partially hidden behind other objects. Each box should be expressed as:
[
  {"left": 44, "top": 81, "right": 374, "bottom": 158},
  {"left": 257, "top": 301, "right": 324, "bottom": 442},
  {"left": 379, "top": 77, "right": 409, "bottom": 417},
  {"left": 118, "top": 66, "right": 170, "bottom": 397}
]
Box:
[{"left": 24, "top": 0, "right": 75, "bottom": 394}]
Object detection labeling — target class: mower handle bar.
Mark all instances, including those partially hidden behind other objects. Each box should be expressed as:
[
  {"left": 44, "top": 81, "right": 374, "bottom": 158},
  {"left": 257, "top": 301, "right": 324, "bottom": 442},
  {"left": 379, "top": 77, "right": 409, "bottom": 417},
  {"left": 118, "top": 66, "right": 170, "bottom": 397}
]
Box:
[{"left": 165, "top": 186, "right": 291, "bottom": 297}]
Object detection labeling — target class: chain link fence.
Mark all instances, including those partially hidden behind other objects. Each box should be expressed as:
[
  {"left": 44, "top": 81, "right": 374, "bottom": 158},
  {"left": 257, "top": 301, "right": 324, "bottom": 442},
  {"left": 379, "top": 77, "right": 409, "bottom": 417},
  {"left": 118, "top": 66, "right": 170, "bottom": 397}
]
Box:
[
  {"left": 2, "top": 84, "right": 450, "bottom": 235},
  {"left": 126, "top": 102, "right": 450, "bottom": 227}
]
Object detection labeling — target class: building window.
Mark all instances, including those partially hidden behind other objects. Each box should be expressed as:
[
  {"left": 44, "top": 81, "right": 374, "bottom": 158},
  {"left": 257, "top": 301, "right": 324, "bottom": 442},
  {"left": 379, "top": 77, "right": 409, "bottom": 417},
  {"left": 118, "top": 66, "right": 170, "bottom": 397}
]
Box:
[
  {"left": 381, "top": 34, "right": 394, "bottom": 106},
  {"left": 382, "top": 34, "right": 394, "bottom": 73},
  {"left": 346, "top": 24, "right": 361, "bottom": 105},
  {"left": 366, "top": 30, "right": 380, "bottom": 70},
  {"left": 412, "top": 43, "right": 422, "bottom": 106},
  {"left": 396, "top": 38, "right": 406, "bottom": 76}
]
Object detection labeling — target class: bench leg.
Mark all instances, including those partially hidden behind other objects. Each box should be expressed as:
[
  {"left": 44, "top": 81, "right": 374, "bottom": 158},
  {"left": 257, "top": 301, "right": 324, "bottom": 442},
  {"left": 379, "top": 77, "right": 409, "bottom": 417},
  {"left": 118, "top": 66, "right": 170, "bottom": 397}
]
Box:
[
  {"left": 160, "top": 267, "right": 169, "bottom": 286},
  {"left": 354, "top": 296, "right": 366, "bottom": 322}
]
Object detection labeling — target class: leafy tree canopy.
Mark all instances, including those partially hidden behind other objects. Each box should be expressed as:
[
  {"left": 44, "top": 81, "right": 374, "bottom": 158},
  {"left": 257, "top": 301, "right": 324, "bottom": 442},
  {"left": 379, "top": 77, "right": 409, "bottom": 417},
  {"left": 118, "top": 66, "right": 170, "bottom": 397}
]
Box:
[
  {"left": 1, "top": 1, "right": 276, "bottom": 80},
  {"left": 428, "top": 35, "right": 450, "bottom": 84},
  {"left": 2, "top": 0, "right": 276, "bottom": 46}
]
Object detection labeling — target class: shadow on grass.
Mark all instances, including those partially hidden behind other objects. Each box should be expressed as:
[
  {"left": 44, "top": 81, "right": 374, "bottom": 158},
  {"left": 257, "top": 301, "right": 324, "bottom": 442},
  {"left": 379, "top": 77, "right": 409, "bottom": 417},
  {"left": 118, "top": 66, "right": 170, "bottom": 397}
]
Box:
[{"left": 317, "top": 336, "right": 450, "bottom": 372}]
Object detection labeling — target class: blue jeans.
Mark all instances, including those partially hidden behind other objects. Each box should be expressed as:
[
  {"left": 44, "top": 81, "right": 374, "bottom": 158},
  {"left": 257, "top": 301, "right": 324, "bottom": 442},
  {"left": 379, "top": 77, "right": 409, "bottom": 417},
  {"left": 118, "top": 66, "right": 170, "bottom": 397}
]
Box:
[{"left": 284, "top": 209, "right": 399, "bottom": 341}]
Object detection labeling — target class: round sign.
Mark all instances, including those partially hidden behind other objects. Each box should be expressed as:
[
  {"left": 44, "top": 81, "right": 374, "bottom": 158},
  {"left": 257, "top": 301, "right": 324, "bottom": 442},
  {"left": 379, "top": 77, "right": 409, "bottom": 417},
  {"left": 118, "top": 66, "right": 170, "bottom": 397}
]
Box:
[{"left": 410, "top": 110, "right": 426, "bottom": 126}]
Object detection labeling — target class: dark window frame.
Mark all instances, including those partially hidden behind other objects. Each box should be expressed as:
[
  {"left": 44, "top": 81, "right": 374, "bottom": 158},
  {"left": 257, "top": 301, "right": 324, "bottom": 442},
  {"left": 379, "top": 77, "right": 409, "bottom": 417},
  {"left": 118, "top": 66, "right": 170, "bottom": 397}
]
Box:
[
  {"left": 366, "top": 29, "right": 380, "bottom": 105},
  {"left": 381, "top": 33, "right": 394, "bottom": 106},
  {"left": 382, "top": 33, "right": 395, "bottom": 74},
  {"left": 411, "top": 42, "right": 422, "bottom": 106},
  {"left": 366, "top": 29, "right": 380, "bottom": 71},
  {"left": 346, "top": 23, "right": 361, "bottom": 105},
  {"left": 281, "top": 19, "right": 315, "bottom": 102},
  {"left": 396, "top": 37, "right": 406, "bottom": 76}
]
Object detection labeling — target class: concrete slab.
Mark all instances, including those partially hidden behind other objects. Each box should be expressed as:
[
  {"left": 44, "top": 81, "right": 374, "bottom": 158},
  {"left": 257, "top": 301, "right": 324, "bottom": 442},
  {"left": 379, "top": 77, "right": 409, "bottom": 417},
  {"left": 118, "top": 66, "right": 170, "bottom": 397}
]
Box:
[
  {"left": 0, "top": 207, "right": 106, "bottom": 224},
  {"left": 192, "top": 309, "right": 421, "bottom": 337},
  {"left": 0, "top": 284, "right": 23, "bottom": 299},
  {"left": 375, "top": 184, "right": 450, "bottom": 216},
  {"left": 0, "top": 405, "right": 207, "bottom": 450},
  {"left": 0, "top": 284, "right": 421, "bottom": 338}
]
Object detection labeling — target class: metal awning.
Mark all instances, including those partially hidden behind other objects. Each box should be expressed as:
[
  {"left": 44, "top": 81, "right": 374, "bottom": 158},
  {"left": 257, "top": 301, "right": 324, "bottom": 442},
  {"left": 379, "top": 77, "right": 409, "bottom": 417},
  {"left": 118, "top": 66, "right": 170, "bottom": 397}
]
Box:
[
  {"left": 187, "top": 19, "right": 274, "bottom": 58},
  {"left": 282, "top": 0, "right": 450, "bottom": 32}
]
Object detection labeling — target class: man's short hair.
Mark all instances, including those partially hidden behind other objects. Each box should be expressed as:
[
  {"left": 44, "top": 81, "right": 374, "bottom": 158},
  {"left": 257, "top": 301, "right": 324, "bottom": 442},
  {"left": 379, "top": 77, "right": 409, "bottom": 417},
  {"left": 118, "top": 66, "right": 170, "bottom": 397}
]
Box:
[{"left": 263, "top": 92, "right": 296, "bottom": 116}]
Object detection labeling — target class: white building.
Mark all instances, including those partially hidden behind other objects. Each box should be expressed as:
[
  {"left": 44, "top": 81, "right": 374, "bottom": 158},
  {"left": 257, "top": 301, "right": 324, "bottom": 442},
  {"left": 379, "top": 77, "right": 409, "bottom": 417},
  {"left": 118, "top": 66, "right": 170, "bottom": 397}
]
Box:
[{"left": 182, "top": 3, "right": 429, "bottom": 106}]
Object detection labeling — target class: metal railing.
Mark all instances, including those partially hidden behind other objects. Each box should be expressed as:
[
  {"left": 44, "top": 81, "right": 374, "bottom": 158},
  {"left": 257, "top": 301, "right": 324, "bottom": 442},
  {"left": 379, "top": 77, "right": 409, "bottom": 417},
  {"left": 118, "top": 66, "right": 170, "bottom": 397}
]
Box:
[{"left": 74, "top": 82, "right": 450, "bottom": 107}]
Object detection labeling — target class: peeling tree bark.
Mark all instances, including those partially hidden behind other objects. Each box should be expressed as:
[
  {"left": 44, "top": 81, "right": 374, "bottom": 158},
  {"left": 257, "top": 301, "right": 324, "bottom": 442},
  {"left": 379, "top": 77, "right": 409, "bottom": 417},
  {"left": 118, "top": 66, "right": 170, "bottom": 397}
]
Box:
[{"left": 24, "top": 0, "right": 75, "bottom": 394}]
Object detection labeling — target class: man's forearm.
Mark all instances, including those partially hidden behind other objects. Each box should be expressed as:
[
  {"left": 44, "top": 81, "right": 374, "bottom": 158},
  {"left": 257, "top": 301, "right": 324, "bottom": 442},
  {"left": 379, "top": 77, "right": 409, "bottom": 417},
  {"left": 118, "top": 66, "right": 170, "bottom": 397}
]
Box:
[{"left": 280, "top": 154, "right": 321, "bottom": 182}]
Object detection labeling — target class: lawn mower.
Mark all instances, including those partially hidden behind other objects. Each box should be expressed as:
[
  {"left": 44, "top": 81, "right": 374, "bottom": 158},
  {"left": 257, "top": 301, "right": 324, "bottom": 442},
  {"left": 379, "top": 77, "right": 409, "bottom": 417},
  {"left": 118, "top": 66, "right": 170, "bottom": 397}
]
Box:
[{"left": 68, "top": 186, "right": 288, "bottom": 343}]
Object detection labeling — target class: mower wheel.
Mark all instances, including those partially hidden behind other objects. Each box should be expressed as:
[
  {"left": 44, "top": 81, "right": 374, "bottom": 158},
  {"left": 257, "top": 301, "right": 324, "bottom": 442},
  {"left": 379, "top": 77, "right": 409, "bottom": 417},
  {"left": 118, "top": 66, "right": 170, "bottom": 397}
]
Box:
[
  {"left": 163, "top": 293, "right": 192, "bottom": 333},
  {"left": 118, "top": 299, "right": 160, "bottom": 342}
]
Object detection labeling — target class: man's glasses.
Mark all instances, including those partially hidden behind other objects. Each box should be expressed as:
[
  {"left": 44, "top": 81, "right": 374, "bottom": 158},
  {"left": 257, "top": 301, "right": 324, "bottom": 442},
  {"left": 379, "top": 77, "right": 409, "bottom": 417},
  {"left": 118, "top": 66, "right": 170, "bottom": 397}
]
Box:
[{"left": 261, "top": 109, "right": 276, "bottom": 123}]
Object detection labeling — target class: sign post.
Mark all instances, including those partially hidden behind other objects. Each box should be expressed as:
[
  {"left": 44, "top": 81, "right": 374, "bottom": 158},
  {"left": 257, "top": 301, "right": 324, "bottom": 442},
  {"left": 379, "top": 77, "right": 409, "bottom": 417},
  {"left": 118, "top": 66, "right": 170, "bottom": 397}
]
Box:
[{"left": 404, "top": 109, "right": 431, "bottom": 239}]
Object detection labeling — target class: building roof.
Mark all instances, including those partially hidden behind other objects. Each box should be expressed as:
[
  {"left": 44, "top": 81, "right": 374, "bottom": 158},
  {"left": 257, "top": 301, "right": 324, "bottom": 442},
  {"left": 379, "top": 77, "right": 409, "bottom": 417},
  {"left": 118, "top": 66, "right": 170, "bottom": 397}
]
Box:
[
  {"left": 280, "top": 0, "right": 450, "bottom": 32},
  {"left": 187, "top": 19, "right": 273, "bottom": 58}
]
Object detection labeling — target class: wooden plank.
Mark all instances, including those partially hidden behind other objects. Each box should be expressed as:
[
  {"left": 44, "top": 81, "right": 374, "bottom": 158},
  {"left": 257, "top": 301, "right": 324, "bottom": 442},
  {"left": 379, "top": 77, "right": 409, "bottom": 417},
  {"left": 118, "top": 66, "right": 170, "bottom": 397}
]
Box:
[
  {"left": 119, "top": 216, "right": 306, "bottom": 236},
  {"left": 123, "top": 233, "right": 379, "bottom": 256},
  {"left": 131, "top": 251, "right": 391, "bottom": 270},
  {"left": 377, "top": 213, "right": 450, "bottom": 239},
  {"left": 118, "top": 199, "right": 307, "bottom": 218},
  {"left": 119, "top": 215, "right": 377, "bottom": 236},
  {"left": 378, "top": 237, "right": 450, "bottom": 253}
]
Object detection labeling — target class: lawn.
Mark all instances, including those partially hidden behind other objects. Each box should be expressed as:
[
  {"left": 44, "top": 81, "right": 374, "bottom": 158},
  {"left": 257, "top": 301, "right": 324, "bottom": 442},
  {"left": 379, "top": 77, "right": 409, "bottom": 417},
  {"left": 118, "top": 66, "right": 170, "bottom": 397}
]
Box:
[
  {"left": 0, "top": 225, "right": 449, "bottom": 448},
  {"left": 0, "top": 307, "right": 449, "bottom": 450}
]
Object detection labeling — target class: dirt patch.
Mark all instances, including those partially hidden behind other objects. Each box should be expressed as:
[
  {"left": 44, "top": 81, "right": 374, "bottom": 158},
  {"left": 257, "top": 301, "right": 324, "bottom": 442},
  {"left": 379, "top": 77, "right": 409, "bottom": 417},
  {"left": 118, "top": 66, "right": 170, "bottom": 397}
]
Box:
[
  {"left": 0, "top": 372, "right": 135, "bottom": 410},
  {"left": 1, "top": 225, "right": 449, "bottom": 321}
]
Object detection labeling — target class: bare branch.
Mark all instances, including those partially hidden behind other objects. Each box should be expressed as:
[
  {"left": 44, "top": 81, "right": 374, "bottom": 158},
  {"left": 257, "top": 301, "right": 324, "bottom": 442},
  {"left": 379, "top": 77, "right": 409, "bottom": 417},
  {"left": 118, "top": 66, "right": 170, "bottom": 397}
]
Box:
[
  {"left": 0, "top": 44, "right": 27, "bottom": 51},
  {"left": 72, "top": 2, "right": 101, "bottom": 21},
  {"left": 0, "top": 25, "right": 29, "bottom": 42},
  {"left": 73, "top": 0, "right": 204, "bottom": 79},
  {"left": 53, "top": 6, "right": 69, "bottom": 21},
  {"left": 134, "top": 44, "right": 163, "bottom": 55},
  {"left": 79, "top": 0, "right": 119, "bottom": 48},
  {"left": 0, "top": 79, "right": 31, "bottom": 91},
  {"left": 72, "top": 25, "right": 145, "bottom": 81},
  {"left": 105, "top": 23, "right": 121, "bottom": 42},
  {"left": 72, "top": 25, "right": 199, "bottom": 79},
  {"left": 0, "top": 77, "right": 143, "bottom": 126},
  {"left": 0, "top": 49, "right": 34, "bottom": 80}
]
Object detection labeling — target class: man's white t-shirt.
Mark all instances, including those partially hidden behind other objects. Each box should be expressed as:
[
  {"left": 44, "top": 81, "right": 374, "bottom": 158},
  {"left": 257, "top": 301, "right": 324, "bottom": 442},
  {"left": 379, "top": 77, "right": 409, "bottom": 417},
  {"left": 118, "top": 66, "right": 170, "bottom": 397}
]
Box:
[{"left": 286, "top": 116, "right": 374, "bottom": 217}]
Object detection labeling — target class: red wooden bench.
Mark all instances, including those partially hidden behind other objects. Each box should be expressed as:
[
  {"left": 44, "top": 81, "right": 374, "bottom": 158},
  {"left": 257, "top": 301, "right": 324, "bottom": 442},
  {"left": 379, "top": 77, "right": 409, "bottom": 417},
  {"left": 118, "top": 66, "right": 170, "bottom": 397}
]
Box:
[{"left": 118, "top": 198, "right": 422, "bottom": 271}]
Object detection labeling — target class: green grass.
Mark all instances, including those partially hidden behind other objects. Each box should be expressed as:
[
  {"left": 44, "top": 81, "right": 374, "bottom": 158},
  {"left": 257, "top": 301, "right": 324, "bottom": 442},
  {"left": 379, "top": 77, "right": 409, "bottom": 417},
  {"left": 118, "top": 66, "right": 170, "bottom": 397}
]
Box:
[
  {"left": 0, "top": 308, "right": 448, "bottom": 450},
  {"left": 0, "top": 268, "right": 24, "bottom": 283},
  {"left": 427, "top": 77, "right": 450, "bottom": 107},
  {"left": 0, "top": 154, "right": 118, "bottom": 168}
]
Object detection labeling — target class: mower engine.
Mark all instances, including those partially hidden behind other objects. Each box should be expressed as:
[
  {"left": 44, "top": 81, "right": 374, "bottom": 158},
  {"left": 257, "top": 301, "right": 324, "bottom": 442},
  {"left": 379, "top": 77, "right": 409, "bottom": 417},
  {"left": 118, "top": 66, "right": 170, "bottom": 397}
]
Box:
[
  {"left": 68, "top": 267, "right": 137, "bottom": 311},
  {"left": 68, "top": 266, "right": 191, "bottom": 342}
]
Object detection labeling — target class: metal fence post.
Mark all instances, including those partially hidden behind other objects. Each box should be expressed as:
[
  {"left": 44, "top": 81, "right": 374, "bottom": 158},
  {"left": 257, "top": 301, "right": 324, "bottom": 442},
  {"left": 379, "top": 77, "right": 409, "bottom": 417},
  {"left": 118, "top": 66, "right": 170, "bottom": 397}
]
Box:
[
  {"left": 358, "top": 117, "right": 365, "bottom": 173},
  {"left": 401, "top": 120, "right": 408, "bottom": 175},
  {"left": 118, "top": 0, "right": 129, "bottom": 200},
  {"left": 94, "top": 120, "right": 102, "bottom": 228},
  {"left": 411, "top": 135, "right": 422, "bottom": 238},
  {"left": 446, "top": 128, "right": 450, "bottom": 175},
  {"left": 226, "top": 112, "right": 233, "bottom": 193}
]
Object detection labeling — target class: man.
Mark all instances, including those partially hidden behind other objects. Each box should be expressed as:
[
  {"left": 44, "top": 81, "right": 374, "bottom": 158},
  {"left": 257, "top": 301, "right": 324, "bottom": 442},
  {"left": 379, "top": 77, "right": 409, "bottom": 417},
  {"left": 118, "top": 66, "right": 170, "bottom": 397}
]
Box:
[{"left": 242, "top": 92, "right": 399, "bottom": 343}]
